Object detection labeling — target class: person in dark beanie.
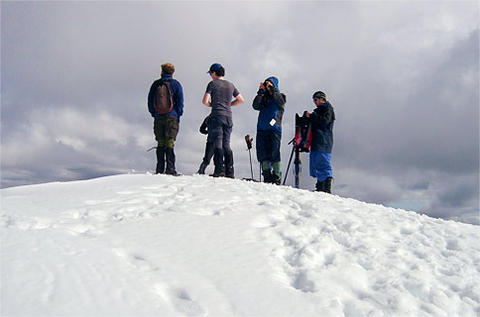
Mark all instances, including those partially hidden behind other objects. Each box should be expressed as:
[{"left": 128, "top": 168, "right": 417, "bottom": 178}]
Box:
[
  {"left": 202, "top": 63, "right": 244, "bottom": 178},
  {"left": 305, "top": 91, "right": 335, "bottom": 193},
  {"left": 252, "top": 76, "right": 286, "bottom": 184},
  {"left": 147, "top": 62, "right": 184, "bottom": 175}
]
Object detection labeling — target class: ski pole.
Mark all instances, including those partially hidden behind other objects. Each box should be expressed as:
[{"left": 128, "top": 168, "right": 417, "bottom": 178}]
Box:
[
  {"left": 248, "top": 150, "right": 254, "bottom": 179},
  {"left": 283, "top": 138, "right": 295, "bottom": 185},
  {"left": 245, "top": 135, "right": 254, "bottom": 180},
  {"left": 294, "top": 147, "right": 301, "bottom": 189}
]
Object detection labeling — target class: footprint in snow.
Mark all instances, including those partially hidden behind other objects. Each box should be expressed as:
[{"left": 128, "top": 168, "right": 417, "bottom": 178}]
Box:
[
  {"left": 66, "top": 224, "right": 100, "bottom": 237},
  {"left": 292, "top": 270, "right": 317, "bottom": 293},
  {"left": 114, "top": 249, "right": 159, "bottom": 271},
  {"left": 155, "top": 283, "right": 206, "bottom": 316},
  {"left": 446, "top": 239, "right": 461, "bottom": 251}
]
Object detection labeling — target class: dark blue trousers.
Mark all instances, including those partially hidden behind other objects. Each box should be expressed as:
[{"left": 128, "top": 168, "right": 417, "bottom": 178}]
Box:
[
  {"left": 207, "top": 115, "right": 233, "bottom": 175},
  {"left": 256, "top": 130, "right": 281, "bottom": 163}
]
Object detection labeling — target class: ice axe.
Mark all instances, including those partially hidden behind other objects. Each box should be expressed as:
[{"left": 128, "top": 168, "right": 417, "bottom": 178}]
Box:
[
  {"left": 245, "top": 134, "right": 255, "bottom": 180},
  {"left": 283, "top": 138, "right": 295, "bottom": 185}
]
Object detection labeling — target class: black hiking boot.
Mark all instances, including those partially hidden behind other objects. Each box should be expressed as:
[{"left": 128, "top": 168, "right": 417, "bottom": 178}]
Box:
[
  {"left": 165, "top": 147, "right": 179, "bottom": 176},
  {"left": 197, "top": 163, "right": 207, "bottom": 174},
  {"left": 211, "top": 149, "right": 225, "bottom": 177},
  {"left": 315, "top": 180, "right": 324, "bottom": 192},
  {"left": 156, "top": 146, "right": 166, "bottom": 174},
  {"left": 262, "top": 169, "right": 273, "bottom": 183},
  {"left": 225, "top": 166, "right": 234, "bottom": 179},
  {"left": 210, "top": 164, "right": 225, "bottom": 177},
  {"left": 271, "top": 172, "right": 281, "bottom": 185},
  {"left": 210, "top": 170, "right": 225, "bottom": 177},
  {"left": 324, "top": 177, "right": 333, "bottom": 194},
  {"left": 224, "top": 150, "right": 234, "bottom": 178}
]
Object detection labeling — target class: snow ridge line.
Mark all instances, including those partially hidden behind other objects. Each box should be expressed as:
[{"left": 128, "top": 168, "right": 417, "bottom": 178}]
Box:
[{"left": 2, "top": 174, "right": 480, "bottom": 316}]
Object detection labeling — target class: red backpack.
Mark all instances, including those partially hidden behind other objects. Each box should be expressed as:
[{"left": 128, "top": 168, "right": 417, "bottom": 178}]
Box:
[{"left": 154, "top": 80, "right": 174, "bottom": 114}]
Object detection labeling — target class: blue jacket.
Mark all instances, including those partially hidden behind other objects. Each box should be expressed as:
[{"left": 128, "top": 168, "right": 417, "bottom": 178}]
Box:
[
  {"left": 252, "top": 76, "right": 286, "bottom": 132},
  {"left": 309, "top": 101, "right": 335, "bottom": 152},
  {"left": 148, "top": 74, "right": 184, "bottom": 119}
]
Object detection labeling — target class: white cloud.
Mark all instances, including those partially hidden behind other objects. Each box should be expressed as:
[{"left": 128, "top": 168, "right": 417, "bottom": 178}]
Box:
[{"left": 2, "top": 1, "right": 478, "bottom": 224}]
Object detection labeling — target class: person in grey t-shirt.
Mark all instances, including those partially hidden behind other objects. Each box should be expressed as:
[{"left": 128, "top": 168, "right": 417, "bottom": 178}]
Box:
[{"left": 202, "top": 63, "right": 244, "bottom": 178}]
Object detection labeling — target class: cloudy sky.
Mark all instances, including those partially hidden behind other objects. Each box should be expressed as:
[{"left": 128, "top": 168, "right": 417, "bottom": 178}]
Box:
[{"left": 2, "top": 1, "right": 478, "bottom": 224}]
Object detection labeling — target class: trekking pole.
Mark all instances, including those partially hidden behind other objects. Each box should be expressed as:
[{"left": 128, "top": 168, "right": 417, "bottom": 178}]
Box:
[
  {"left": 294, "top": 147, "right": 301, "bottom": 188},
  {"left": 147, "top": 146, "right": 157, "bottom": 152},
  {"left": 283, "top": 138, "right": 295, "bottom": 185},
  {"left": 245, "top": 135, "right": 254, "bottom": 180}
]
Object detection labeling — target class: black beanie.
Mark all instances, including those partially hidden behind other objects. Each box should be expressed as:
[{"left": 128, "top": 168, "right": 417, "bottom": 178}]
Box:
[{"left": 313, "top": 91, "right": 326, "bottom": 100}]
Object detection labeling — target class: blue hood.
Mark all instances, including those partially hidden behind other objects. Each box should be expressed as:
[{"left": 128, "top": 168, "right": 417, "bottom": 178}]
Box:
[
  {"left": 265, "top": 76, "right": 279, "bottom": 92},
  {"left": 255, "top": 76, "right": 284, "bottom": 132}
]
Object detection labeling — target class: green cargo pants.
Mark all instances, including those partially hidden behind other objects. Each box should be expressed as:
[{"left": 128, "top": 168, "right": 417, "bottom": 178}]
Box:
[{"left": 153, "top": 116, "right": 179, "bottom": 148}]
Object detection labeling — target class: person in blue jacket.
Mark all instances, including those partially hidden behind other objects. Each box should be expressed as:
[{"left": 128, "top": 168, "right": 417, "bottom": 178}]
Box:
[
  {"left": 305, "top": 91, "right": 335, "bottom": 193},
  {"left": 252, "top": 76, "right": 286, "bottom": 184},
  {"left": 147, "top": 63, "right": 184, "bottom": 175}
]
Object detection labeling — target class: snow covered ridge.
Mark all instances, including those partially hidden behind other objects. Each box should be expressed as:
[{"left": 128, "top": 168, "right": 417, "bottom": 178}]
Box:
[{"left": 1, "top": 174, "right": 479, "bottom": 317}]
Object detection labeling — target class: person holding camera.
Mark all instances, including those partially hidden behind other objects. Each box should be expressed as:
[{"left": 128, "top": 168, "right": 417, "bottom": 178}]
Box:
[
  {"left": 304, "top": 91, "right": 335, "bottom": 193},
  {"left": 252, "top": 76, "right": 286, "bottom": 184},
  {"left": 202, "top": 63, "right": 244, "bottom": 177}
]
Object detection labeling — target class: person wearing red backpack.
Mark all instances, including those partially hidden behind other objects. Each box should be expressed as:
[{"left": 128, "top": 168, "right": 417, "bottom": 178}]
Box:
[{"left": 148, "top": 63, "right": 184, "bottom": 175}]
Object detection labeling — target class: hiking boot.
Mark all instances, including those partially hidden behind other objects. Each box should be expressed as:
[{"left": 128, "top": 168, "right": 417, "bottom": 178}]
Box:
[
  {"left": 197, "top": 163, "right": 207, "bottom": 174},
  {"left": 225, "top": 166, "right": 234, "bottom": 179},
  {"left": 165, "top": 147, "right": 178, "bottom": 175},
  {"left": 155, "top": 147, "right": 166, "bottom": 174},
  {"left": 224, "top": 150, "right": 234, "bottom": 178},
  {"left": 211, "top": 164, "right": 225, "bottom": 177},
  {"left": 262, "top": 169, "right": 273, "bottom": 183},
  {"left": 324, "top": 177, "right": 333, "bottom": 194},
  {"left": 210, "top": 171, "right": 225, "bottom": 177},
  {"left": 271, "top": 172, "right": 281, "bottom": 185},
  {"left": 315, "top": 180, "right": 324, "bottom": 192}
]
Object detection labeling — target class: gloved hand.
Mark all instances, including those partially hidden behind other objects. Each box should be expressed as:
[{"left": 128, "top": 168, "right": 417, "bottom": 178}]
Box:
[
  {"left": 264, "top": 81, "right": 275, "bottom": 94},
  {"left": 199, "top": 116, "right": 209, "bottom": 134},
  {"left": 199, "top": 124, "right": 208, "bottom": 135}
]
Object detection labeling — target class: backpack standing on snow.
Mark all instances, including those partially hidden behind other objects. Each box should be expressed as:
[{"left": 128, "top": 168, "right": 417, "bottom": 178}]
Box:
[
  {"left": 197, "top": 115, "right": 217, "bottom": 174},
  {"left": 252, "top": 76, "right": 286, "bottom": 185},
  {"left": 304, "top": 91, "right": 335, "bottom": 193},
  {"left": 147, "top": 63, "right": 184, "bottom": 175}
]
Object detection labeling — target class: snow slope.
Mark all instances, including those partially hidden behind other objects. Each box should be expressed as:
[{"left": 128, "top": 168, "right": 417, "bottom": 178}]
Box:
[{"left": 1, "top": 174, "right": 479, "bottom": 317}]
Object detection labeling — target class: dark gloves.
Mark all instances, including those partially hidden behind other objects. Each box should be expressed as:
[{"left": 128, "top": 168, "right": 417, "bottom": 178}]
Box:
[
  {"left": 199, "top": 122, "right": 208, "bottom": 135},
  {"left": 199, "top": 115, "right": 210, "bottom": 134},
  {"left": 266, "top": 85, "right": 276, "bottom": 95}
]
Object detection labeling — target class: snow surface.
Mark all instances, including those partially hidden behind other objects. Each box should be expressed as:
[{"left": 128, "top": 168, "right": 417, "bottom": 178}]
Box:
[{"left": 1, "top": 174, "right": 479, "bottom": 317}]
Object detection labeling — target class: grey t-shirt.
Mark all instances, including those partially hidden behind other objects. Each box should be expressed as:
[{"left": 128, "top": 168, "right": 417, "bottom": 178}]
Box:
[{"left": 206, "top": 79, "right": 239, "bottom": 118}]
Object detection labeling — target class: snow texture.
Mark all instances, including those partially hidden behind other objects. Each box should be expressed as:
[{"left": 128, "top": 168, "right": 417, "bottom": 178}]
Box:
[{"left": 1, "top": 174, "right": 479, "bottom": 316}]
